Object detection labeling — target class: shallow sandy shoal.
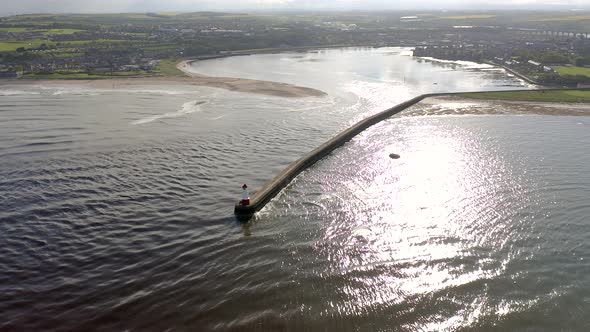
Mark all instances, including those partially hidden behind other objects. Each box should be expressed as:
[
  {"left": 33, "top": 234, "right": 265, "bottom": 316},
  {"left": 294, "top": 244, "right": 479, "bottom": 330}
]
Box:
[
  {"left": 404, "top": 95, "right": 590, "bottom": 117},
  {"left": 1, "top": 60, "right": 326, "bottom": 99}
]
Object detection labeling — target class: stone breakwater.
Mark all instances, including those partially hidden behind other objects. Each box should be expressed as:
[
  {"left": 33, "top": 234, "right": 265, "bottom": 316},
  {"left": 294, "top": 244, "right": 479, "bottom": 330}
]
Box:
[
  {"left": 234, "top": 93, "right": 441, "bottom": 218},
  {"left": 234, "top": 88, "right": 589, "bottom": 220}
]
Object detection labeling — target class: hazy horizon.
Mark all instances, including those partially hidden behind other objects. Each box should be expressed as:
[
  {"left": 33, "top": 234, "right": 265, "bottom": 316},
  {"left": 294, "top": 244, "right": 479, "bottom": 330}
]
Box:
[{"left": 2, "top": 0, "right": 590, "bottom": 16}]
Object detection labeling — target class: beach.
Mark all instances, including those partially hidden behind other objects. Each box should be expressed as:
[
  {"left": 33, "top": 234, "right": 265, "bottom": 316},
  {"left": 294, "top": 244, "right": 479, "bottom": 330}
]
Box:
[
  {"left": 3, "top": 67, "right": 590, "bottom": 115},
  {"left": 174, "top": 60, "right": 327, "bottom": 97},
  {"left": 0, "top": 59, "right": 327, "bottom": 98}
]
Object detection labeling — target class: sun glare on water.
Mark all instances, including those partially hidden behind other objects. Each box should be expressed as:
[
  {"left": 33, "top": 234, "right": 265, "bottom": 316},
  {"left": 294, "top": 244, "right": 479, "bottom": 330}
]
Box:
[{"left": 278, "top": 116, "right": 531, "bottom": 328}]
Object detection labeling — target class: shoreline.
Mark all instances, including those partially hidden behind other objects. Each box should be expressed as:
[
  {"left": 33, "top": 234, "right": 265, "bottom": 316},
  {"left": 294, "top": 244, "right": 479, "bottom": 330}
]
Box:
[
  {"left": 0, "top": 54, "right": 329, "bottom": 98},
  {"left": 1, "top": 45, "right": 494, "bottom": 98},
  {"left": 485, "top": 61, "right": 542, "bottom": 86},
  {"left": 0, "top": 73, "right": 327, "bottom": 99},
  {"left": 235, "top": 89, "right": 590, "bottom": 219},
  {"left": 406, "top": 95, "right": 590, "bottom": 117},
  {"left": 0, "top": 44, "right": 401, "bottom": 98}
]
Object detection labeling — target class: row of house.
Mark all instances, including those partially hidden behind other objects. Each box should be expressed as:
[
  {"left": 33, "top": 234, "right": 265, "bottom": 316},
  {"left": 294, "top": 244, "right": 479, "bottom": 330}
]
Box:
[
  {"left": 526, "top": 60, "right": 554, "bottom": 73},
  {"left": 51, "top": 31, "right": 150, "bottom": 42},
  {"left": 0, "top": 71, "right": 19, "bottom": 78},
  {"left": 23, "top": 56, "right": 158, "bottom": 74},
  {"left": 0, "top": 64, "right": 20, "bottom": 78},
  {"left": 0, "top": 31, "right": 46, "bottom": 40},
  {"left": 493, "top": 56, "right": 555, "bottom": 73}
]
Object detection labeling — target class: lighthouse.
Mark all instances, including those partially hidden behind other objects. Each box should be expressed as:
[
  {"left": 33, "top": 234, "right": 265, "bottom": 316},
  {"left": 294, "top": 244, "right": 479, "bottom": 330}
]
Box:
[{"left": 240, "top": 184, "right": 250, "bottom": 206}]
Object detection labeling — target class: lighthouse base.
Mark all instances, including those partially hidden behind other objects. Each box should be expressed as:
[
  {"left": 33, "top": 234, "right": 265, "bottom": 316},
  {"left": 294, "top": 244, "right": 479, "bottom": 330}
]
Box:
[{"left": 234, "top": 203, "right": 256, "bottom": 222}]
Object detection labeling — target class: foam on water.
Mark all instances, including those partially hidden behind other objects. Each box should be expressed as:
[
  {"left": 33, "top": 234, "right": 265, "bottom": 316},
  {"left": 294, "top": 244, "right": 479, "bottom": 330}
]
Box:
[
  {"left": 131, "top": 100, "right": 206, "bottom": 125},
  {"left": 36, "top": 86, "right": 101, "bottom": 96},
  {"left": 35, "top": 85, "right": 195, "bottom": 97},
  {"left": 0, "top": 89, "right": 41, "bottom": 96},
  {"left": 115, "top": 88, "right": 193, "bottom": 95}
]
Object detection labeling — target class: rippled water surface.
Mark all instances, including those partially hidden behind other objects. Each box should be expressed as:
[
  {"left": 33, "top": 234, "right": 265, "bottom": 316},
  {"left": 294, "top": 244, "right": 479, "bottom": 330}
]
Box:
[{"left": 2, "top": 48, "right": 589, "bottom": 331}]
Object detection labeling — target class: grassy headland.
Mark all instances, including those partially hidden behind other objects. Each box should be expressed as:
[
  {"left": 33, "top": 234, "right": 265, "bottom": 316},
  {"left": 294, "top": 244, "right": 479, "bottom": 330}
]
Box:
[
  {"left": 459, "top": 90, "right": 590, "bottom": 103},
  {"left": 155, "top": 58, "right": 186, "bottom": 77},
  {"left": 0, "top": 40, "right": 46, "bottom": 52},
  {"left": 553, "top": 66, "right": 590, "bottom": 77}
]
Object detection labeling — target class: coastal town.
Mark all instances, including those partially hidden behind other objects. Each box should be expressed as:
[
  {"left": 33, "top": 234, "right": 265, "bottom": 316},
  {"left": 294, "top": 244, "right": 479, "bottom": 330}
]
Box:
[
  {"left": 2, "top": 11, "right": 590, "bottom": 85},
  {"left": 4, "top": 3, "right": 590, "bottom": 331}
]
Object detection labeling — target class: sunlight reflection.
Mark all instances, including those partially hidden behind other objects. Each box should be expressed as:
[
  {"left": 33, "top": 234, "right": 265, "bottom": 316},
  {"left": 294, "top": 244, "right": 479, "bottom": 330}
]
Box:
[{"left": 316, "top": 117, "right": 523, "bottom": 328}]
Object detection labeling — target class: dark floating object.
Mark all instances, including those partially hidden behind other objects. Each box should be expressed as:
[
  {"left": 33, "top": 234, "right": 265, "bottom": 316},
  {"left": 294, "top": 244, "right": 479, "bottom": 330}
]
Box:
[{"left": 389, "top": 153, "right": 401, "bottom": 159}]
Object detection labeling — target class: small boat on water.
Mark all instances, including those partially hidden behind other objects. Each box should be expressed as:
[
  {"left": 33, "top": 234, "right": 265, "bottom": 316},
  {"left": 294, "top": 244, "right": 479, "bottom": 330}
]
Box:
[{"left": 389, "top": 153, "right": 400, "bottom": 159}]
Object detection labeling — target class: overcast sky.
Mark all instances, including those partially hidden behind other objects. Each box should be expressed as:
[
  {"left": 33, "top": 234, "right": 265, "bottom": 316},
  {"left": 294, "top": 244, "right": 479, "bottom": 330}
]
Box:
[{"left": 2, "top": 0, "right": 590, "bottom": 16}]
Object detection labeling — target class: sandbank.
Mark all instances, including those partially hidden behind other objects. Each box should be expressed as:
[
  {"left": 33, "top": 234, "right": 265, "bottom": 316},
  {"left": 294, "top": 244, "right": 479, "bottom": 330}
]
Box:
[
  {"left": 0, "top": 60, "right": 326, "bottom": 98},
  {"left": 404, "top": 95, "right": 590, "bottom": 117}
]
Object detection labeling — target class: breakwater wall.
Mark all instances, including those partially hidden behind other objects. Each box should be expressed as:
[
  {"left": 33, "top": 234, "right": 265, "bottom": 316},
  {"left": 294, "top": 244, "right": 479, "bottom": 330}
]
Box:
[
  {"left": 234, "top": 87, "right": 584, "bottom": 218},
  {"left": 234, "top": 92, "right": 445, "bottom": 217},
  {"left": 229, "top": 63, "right": 590, "bottom": 218}
]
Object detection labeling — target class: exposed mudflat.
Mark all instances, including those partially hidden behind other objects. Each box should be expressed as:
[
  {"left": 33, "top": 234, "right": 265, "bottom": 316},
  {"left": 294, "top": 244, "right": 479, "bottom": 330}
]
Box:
[{"left": 405, "top": 96, "right": 590, "bottom": 116}]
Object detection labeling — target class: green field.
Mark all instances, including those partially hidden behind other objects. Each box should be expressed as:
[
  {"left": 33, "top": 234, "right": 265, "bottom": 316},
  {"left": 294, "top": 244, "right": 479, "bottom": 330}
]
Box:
[
  {"left": 0, "top": 27, "right": 33, "bottom": 33},
  {"left": 0, "top": 40, "right": 46, "bottom": 52},
  {"left": 51, "top": 52, "right": 82, "bottom": 58},
  {"left": 43, "top": 29, "right": 84, "bottom": 35},
  {"left": 440, "top": 15, "right": 496, "bottom": 20},
  {"left": 0, "top": 27, "right": 83, "bottom": 35},
  {"left": 554, "top": 66, "right": 590, "bottom": 77},
  {"left": 459, "top": 90, "right": 590, "bottom": 103},
  {"left": 142, "top": 45, "right": 176, "bottom": 51},
  {"left": 533, "top": 15, "right": 590, "bottom": 22},
  {"left": 63, "top": 39, "right": 127, "bottom": 45},
  {"left": 0, "top": 38, "right": 119, "bottom": 52},
  {"left": 155, "top": 58, "right": 186, "bottom": 77}
]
